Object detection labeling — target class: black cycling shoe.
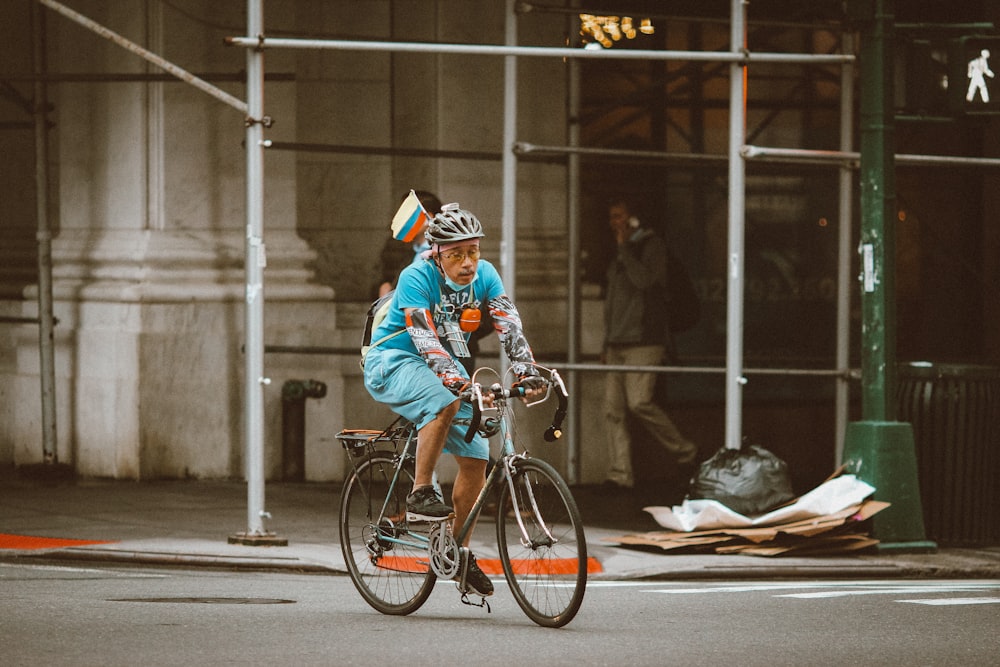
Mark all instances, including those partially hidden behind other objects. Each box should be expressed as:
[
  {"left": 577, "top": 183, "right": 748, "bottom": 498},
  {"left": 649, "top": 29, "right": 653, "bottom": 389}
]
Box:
[
  {"left": 406, "top": 485, "right": 453, "bottom": 522},
  {"left": 457, "top": 553, "right": 494, "bottom": 597}
]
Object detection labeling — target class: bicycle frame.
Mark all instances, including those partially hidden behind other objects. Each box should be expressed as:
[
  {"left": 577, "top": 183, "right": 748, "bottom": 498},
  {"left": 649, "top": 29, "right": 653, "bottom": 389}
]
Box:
[{"left": 347, "top": 365, "right": 567, "bottom": 558}]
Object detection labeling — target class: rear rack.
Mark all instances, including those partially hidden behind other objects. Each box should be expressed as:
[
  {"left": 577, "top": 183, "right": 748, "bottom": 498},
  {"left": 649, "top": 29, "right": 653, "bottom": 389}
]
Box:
[{"left": 336, "top": 426, "right": 413, "bottom": 457}]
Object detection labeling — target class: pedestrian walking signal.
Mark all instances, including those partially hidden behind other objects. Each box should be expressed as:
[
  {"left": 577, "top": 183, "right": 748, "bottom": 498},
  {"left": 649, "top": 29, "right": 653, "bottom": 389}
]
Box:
[
  {"left": 966, "top": 49, "right": 994, "bottom": 103},
  {"left": 949, "top": 37, "right": 1000, "bottom": 114}
]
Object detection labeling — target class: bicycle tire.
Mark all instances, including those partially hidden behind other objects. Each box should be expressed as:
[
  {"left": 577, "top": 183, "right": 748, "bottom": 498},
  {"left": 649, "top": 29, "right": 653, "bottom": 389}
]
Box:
[
  {"left": 340, "top": 452, "right": 436, "bottom": 615},
  {"left": 495, "top": 457, "right": 587, "bottom": 628}
]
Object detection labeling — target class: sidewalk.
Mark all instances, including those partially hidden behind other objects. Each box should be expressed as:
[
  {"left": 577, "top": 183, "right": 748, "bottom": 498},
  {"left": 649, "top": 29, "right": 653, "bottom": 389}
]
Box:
[{"left": 2, "top": 470, "right": 999, "bottom": 580}]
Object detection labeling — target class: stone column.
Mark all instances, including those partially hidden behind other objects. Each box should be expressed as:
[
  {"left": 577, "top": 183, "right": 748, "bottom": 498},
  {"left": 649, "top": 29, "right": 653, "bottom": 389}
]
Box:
[{"left": 9, "top": 3, "right": 336, "bottom": 479}]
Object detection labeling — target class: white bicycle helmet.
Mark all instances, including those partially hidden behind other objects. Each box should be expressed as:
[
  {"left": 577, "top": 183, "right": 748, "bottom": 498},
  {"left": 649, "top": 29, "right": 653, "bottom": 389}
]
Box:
[{"left": 424, "top": 203, "right": 485, "bottom": 244}]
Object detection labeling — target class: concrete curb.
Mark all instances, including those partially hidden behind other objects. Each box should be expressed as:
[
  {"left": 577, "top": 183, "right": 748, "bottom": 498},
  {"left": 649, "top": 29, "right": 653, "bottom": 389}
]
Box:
[{"left": 4, "top": 537, "right": 999, "bottom": 581}]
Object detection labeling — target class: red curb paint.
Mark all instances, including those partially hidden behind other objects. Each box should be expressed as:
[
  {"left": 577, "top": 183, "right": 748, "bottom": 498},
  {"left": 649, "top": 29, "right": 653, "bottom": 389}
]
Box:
[{"left": 0, "top": 533, "right": 115, "bottom": 550}]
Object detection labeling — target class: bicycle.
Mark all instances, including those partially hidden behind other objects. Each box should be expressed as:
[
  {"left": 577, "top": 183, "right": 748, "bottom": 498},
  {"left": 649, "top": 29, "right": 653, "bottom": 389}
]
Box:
[{"left": 336, "top": 363, "right": 588, "bottom": 628}]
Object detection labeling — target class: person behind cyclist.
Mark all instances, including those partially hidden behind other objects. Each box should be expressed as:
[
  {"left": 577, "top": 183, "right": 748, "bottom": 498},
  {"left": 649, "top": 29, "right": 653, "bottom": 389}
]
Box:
[
  {"left": 374, "top": 190, "right": 442, "bottom": 299},
  {"left": 362, "top": 203, "right": 545, "bottom": 597}
]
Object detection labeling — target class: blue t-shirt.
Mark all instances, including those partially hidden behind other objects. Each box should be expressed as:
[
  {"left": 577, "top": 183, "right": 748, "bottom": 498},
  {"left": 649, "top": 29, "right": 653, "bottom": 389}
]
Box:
[{"left": 373, "top": 257, "right": 505, "bottom": 356}]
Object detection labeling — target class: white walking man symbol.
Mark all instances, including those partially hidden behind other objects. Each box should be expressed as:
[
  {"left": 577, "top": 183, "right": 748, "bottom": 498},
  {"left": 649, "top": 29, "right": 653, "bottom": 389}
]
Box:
[{"left": 966, "top": 49, "right": 995, "bottom": 103}]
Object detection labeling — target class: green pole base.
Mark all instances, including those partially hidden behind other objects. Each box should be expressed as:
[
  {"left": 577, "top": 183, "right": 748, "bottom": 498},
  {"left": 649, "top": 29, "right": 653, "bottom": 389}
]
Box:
[
  {"left": 842, "top": 421, "right": 937, "bottom": 553},
  {"left": 874, "top": 540, "right": 938, "bottom": 554}
]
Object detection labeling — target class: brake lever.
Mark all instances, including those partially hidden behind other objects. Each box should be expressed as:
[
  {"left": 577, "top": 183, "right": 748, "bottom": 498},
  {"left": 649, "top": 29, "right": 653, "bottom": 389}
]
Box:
[
  {"left": 462, "top": 383, "right": 483, "bottom": 444},
  {"left": 543, "top": 370, "right": 568, "bottom": 442}
]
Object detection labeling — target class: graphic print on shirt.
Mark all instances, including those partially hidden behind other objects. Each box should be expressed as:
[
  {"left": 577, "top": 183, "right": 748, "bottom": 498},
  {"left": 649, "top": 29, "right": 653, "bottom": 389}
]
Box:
[{"left": 434, "top": 289, "right": 482, "bottom": 359}]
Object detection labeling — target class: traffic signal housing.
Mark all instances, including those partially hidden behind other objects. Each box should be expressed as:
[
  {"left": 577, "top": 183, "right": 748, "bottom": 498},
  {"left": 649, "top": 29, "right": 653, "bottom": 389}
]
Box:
[{"left": 897, "top": 39, "right": 950, "bottom": 116}]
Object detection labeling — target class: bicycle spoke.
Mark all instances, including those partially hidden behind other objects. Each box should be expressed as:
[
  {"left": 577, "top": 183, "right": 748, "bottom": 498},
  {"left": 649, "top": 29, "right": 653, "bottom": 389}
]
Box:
[{"left": 496, "top": 458, "right": 587, "bottom": 627}]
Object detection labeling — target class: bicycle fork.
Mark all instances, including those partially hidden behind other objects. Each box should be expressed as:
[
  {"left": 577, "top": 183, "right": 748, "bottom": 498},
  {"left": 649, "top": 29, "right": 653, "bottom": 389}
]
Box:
[{"left": 503, "top": 456, "right": 557, "bottom": 549}]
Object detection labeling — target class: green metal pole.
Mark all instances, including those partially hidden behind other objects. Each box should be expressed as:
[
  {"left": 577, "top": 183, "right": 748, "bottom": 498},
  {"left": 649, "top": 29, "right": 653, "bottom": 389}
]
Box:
[
  {"left": 843, "top": 0, "right": 934, "bottom": 552},
  {"left": 858, "top": 0, "right": 895, "bottom": 421}
]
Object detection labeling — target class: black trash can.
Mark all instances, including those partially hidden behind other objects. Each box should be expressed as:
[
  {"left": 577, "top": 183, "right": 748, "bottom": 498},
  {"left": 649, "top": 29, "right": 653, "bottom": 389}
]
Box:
[{"left": 896, "top": 363, "right": 1000, "bottom": 547}]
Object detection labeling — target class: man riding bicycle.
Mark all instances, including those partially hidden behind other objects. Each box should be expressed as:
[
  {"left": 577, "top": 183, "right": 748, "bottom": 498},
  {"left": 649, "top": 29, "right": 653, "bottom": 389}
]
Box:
[{"left": 362, "top": 203, "right": 545, "bottom": 597}]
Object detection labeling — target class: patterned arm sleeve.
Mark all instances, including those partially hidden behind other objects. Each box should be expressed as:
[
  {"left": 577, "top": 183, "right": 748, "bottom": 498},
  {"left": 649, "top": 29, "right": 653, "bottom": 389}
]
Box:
[
  {"left": 404, "top": 308, "right": 468, "bottom": 392},
  {"left": 488, "top": 295, "right": 539, "bottom": 377}
]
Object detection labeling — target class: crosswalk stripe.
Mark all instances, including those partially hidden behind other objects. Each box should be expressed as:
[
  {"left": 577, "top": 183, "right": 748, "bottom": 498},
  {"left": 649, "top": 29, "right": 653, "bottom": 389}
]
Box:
[
  {"left": 899, "top": 597, "right": 1000, "bottom": 606},
  {"left": 776, "top": 587, "right": 984, "bottom": 598},
  {"left": 630, "top": 580, "right": 1000, "bottom": 603},
  {"left": 641, "top": 582, "right": 1000, "bottom": 596}
]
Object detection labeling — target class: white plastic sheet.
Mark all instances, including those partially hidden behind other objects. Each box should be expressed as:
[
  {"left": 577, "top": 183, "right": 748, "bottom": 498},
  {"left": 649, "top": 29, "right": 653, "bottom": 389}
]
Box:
[{"left": 644, "top": 474, "right": 876, "bottom": 532}]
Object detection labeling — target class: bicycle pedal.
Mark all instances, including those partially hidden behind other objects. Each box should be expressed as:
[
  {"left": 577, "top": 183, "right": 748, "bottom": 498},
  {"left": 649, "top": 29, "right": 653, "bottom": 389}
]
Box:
[{"left": 460, "top": 593, "right": 492, "bottom": 612}]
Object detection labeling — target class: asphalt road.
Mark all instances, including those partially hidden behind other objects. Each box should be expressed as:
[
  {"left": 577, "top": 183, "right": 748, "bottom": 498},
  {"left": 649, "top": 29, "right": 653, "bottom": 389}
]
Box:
[{"left": 3, "top": 561, "right": 998, "bottom": 666}]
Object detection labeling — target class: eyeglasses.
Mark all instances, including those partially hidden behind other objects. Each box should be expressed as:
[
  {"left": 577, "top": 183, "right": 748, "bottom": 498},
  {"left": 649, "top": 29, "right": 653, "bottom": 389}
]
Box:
[{"left": 439, "top": 247, "right": 481, "bottom": 263}]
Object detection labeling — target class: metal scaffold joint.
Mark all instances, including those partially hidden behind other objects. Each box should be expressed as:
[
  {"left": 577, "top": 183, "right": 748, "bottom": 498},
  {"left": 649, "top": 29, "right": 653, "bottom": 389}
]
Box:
[{"left": 245, "top": 115, "right": 273, "bottom": 128}]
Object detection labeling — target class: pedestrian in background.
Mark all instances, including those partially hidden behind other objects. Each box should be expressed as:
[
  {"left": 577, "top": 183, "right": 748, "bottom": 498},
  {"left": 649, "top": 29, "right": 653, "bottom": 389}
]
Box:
[{"left": 601, "top": 196, "right": 698, "bottom": 493}]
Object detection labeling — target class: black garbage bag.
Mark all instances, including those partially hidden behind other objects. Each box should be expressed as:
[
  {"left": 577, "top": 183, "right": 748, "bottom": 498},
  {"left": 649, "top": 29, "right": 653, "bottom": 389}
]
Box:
[{"left": 687, "top": 442, "right": 795, "bottom": 516}]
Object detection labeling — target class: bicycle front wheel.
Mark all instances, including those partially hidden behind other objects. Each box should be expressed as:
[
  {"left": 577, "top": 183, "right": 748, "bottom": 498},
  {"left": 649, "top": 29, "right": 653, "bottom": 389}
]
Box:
[
  {"left": 339, "top": 453, "right": 436, "bottom": 615},
  {"left": 496, "top": 457, "right": 587, "bottom": 628}
]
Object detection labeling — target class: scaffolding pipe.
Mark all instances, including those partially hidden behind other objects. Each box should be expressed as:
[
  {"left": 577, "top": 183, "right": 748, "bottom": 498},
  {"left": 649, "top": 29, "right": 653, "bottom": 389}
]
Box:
[
  {"left": 553, "top": 363, "right": 852, "bottom": 377},
  {"left": 835, "top": 32, "right": 856, "bottom": 465},
  {"left": 260, "top": 344, "right": 856, "bottom": 376},
  {"left": 565, "top": 0, "right": 582, "bottom": 485},
  {"left": 261, "top": 343, "right": 857, "bottom": 380},
  {"left": 724, "top": 0, "right": 748, "bottom": 451},
  {"left": 744, "top": 145, "right": 1000, "bottom": 169},
  {"left": 3, "top": 72, "right": 294, "bottom": 83},
  {"left": 239, "top": 0, "right": 271, "bottom": 540},
  {"left": 520, "top": 141, "right": 1000, "bottom": 170},
  {"left": 267, "top": 141, "right": 502, "bottom": 161},
  {"left": 516, "top": 142, "right": 728, "bottom": 165},
  {"left": 36, "top": 0, "right": 248, "bottom": 114},
  {"left": 224, "top": 35, "right": 854, "bottom": 65},
  {"left": 501, "top": 0, "right": 518, "bottom": 311},
  {"left": 894, "top": 153, "right": 1000, "bottom": 168},
  {"left": 32, "top": 1, "right": 58, "bottom": 466}
]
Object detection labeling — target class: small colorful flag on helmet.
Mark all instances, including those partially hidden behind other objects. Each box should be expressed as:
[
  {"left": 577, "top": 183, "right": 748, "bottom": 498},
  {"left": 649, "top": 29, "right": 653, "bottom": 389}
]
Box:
[{"left": 391, "top": 190, "right": 431, "bottom": 243}]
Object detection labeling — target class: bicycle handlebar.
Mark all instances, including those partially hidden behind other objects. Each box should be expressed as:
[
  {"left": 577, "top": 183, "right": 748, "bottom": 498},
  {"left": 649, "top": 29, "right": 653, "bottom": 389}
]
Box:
[{"left": 462, "top": 370, "right": 569, "bottom": 445}]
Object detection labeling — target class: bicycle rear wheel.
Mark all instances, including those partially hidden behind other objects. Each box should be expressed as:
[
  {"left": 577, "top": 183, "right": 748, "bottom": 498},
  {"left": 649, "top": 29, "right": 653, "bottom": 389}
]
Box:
[
  {"left": 340, "top": 453, "right": 436, "bottom": 615},
  {"left": 495, "top": 457, "right": 587, "bottom": 627}
]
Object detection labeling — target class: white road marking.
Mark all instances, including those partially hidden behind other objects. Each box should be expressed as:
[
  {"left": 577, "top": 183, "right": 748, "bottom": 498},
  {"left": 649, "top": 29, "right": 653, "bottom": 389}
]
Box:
[
  {"left": 776, "top": 586, "right": 993, "bottom": 598},
  {"left": 899, "top": 597, "right": 1000, "bottom": 606},
  {"left": 0, "top": 562, "right": 167, "bottom": 577},
  {"left": 630, "top": 580, "right": 1000, "bottom": 605}
]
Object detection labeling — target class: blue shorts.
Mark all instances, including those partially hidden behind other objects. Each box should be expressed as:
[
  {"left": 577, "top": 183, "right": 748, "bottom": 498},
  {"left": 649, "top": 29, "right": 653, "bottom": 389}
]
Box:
[{"left": 362, "top": 346, "right": 489, "bottom": 460}]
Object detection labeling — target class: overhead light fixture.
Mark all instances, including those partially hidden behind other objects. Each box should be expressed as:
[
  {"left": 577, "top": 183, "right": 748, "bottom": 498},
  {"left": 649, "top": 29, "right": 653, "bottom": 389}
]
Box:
[{"left": 579, "top": 14, "right": 654, "bottom": 49}]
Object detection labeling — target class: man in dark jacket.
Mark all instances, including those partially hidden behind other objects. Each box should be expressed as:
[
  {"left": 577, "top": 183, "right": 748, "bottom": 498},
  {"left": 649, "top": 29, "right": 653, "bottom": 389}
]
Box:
[{"left": 602, "top": 197, "right": 697, "bottom": 491}]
